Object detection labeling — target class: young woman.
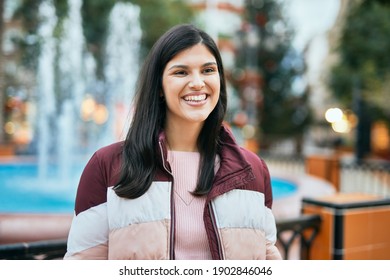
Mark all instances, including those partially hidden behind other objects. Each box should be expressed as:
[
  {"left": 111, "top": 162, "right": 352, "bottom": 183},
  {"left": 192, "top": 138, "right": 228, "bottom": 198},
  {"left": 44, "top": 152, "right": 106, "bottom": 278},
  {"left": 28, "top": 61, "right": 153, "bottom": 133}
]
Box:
[{"left": 64, "top": 24, "right": 282, "bottom": 260}]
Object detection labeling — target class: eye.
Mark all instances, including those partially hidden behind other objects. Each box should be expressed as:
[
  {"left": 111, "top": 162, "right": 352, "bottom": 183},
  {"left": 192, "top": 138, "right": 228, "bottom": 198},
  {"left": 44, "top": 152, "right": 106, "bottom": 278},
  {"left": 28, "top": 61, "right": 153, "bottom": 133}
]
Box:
[
  {"left": 203, "top": 67, "right": 217, "bottom": 74},
  {"left": 173, "top": 70, "right": 187, "bottom": 76}
]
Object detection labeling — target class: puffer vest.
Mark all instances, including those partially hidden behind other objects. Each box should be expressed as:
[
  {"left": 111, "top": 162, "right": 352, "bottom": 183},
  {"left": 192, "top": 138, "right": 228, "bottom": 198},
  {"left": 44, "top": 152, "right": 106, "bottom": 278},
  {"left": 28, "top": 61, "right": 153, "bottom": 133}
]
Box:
[{"left": 64, "top": 126, "right": 280, "bottom": 260}]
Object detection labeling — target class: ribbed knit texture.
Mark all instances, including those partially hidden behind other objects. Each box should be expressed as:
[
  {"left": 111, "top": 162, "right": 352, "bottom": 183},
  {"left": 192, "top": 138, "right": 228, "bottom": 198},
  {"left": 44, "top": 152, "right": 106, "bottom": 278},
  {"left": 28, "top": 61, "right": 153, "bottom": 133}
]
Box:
[{"left": 167, "top": 151, "right": 212, "bottom": 260}]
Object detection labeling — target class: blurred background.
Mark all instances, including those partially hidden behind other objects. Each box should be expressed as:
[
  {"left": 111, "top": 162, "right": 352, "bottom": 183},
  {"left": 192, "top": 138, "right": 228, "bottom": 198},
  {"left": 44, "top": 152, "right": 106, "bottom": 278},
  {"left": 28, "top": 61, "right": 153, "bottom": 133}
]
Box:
[
  {"left": 0, "top": 0, "right": 390, "bottom": 260},
  {"left": 1, "top": 0, "right": 389, "bottom": 163}
]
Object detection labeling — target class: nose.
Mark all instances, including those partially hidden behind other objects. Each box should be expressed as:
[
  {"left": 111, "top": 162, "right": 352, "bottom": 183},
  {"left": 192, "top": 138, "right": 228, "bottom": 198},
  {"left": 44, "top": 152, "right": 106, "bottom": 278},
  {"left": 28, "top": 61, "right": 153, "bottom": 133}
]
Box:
[{"left": 189, "top": 74, "right": 205, "bottom": 90}]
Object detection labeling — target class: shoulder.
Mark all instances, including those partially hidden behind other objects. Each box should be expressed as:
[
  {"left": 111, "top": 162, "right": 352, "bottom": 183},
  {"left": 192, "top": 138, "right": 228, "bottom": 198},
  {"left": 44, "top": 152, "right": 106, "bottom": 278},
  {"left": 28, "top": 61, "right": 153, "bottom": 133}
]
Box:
[
  {"left": 239, "top": 146, "right": 270, "bottom": 178},
  {"left": 75, "top": 141, "right": 124, "bottom": 215},
  {"left": 239, "top": 146, "right": 262, "bottom": 164},
  {"left": 219, "top": 124, "right": 270, "bottom": 176},
  {"left": 85, "top": 141, "right": 124, "bottom": 178},
  {"left": 240, "top": 146, "right": 268, "bottom": 170},
  {"left": 92, "top": 141, "right": 124, "bottom": 185},
  {"left": 239, "top": 146, "right": 273, "bottom": 208},
  {"left": 94, "top": 141, "right": 124, "bottom": 162}
]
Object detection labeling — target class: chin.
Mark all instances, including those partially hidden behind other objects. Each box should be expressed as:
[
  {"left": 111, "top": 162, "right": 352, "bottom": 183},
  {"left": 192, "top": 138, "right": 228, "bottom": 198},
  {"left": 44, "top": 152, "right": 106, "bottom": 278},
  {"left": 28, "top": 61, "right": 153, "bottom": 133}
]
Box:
[{"left": 187, "top": 113, "right": 211, "bottom": 123}]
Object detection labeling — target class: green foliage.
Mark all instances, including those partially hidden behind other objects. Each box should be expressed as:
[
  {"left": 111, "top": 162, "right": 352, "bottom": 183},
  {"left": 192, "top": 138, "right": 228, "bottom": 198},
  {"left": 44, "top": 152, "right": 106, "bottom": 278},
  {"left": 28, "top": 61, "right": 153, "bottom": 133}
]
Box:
[
  {"left": 13, "top": 0, "right": 42, "bottom": 33},
  {"left": 131, "top": 0, "right": 194, "bottom": 57},
  {"left": 12, "top": 0, "right": 43, "bottom": 70},
  {"left": 329, "top": 0, "right": 390, "bottom": 125},
  {"left": 238, "top": 0, "right": 312, "bottom": 147},
  {"left": 12, "top": 0, "right": 68, "bottom": 69},
  {"left": 81, "top": 0, "right": 116, "bottom": 78},
  {"left": 53, "top": 0, "right": 68, "bottom": 19}
]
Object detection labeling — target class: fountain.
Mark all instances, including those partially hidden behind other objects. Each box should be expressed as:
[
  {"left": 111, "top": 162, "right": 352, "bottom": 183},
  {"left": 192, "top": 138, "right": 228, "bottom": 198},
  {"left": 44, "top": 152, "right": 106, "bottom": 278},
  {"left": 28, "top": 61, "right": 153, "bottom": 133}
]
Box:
[
  {"left": 36, "top": 0, "right": 57, "bottom": 181},
  {"left": 56, "top": 0, "right": 86, "bottom": 181},
  {"left": 103, "top": 2, "right": 142, "bottom": 144},
  {"left": 0, "top": 0, "right": 142, "bottom": 215}
]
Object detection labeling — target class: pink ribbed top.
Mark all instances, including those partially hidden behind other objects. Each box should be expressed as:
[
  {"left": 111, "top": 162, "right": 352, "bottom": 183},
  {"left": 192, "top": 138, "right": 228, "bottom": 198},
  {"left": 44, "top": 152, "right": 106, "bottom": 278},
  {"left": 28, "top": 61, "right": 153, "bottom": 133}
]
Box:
[{"left": 167, "top": 150, "right": 212, "bottom": 260}]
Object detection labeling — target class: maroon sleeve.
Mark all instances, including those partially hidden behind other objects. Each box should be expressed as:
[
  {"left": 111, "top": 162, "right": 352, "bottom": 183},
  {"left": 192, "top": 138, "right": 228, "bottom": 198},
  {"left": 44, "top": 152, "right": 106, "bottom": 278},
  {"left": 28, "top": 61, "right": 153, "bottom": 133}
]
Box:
[
  {"left": 240, "top": 148, "right": 274, "bottom": 209},
  {"left": 74, "top": 142, "right": 123, "bottom": 215},
  {"left": 260, "top": 158, "right": 273, "bottom": 209}
]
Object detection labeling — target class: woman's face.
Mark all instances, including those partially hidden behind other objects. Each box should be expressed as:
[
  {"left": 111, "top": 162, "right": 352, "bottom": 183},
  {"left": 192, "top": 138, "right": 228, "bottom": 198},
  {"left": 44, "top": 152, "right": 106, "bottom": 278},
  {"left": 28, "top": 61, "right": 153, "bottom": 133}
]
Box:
[{"left": 162, "top": 43, "right": 220, "bottom": 128}]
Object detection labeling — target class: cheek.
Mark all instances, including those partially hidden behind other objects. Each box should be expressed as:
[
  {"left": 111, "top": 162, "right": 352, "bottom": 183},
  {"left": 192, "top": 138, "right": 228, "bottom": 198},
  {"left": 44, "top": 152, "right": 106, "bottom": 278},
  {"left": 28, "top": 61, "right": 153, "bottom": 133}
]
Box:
[
  {"left": 162, "top": 78, "right": 183, "bottom": 96},
  {"left": 211, "top": 78, "right": 221, "bottom": 96}
]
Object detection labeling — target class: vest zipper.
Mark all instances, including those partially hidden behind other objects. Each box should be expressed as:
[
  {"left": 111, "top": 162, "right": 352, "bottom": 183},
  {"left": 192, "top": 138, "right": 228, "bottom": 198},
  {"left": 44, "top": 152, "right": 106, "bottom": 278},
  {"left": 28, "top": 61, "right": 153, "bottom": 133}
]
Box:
[
  {"left": 159, "top": 141, "right": 175, "bottom": 260},
  {"left": 209, "top": 202, "right": 224, "bottom": 259}
]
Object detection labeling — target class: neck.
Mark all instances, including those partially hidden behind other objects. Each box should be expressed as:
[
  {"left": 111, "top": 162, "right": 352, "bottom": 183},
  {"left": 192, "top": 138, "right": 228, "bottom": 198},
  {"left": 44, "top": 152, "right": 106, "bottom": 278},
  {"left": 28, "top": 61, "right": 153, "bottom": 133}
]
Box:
[{"left": 164, "top": 121, "right": 203, "bottom": 152}]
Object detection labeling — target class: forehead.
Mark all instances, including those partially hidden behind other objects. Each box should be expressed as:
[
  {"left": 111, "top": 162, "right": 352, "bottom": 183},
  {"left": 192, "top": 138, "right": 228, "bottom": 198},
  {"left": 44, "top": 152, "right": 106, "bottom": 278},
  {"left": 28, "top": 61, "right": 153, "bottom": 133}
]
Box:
[{"left": 167, "top": 44, "right": 217, "bottom": 65}]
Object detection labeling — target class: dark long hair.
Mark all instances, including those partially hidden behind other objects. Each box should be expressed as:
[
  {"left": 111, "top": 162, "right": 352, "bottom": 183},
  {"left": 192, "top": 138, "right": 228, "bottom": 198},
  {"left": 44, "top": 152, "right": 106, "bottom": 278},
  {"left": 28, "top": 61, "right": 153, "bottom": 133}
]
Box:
[{"left": 114, "top": 24, "right": 227, "bottom": 199}]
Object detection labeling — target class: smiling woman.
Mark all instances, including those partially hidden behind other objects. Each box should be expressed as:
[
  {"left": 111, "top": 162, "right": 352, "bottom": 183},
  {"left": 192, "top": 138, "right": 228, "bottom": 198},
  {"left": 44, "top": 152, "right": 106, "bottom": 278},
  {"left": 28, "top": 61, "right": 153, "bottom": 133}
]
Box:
[
  {"left": 62, "top": 24, "right": 282, "bottom": 260},
  {"left": 162, "top": 44, "right": 221, "bottom": 151}
]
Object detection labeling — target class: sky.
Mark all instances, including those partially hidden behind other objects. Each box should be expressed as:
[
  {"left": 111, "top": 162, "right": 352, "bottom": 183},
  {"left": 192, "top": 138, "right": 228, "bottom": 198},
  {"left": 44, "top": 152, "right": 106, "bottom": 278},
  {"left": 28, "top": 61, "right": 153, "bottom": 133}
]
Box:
[
  {"left": 279, "top": 0, "right": 342, "bottom": 111},
  {"left": 281, "top": 0, "right": 341, "bottom": 52},
  {"left": 281, "top": 0, "right": 341, "bottom": 79}
]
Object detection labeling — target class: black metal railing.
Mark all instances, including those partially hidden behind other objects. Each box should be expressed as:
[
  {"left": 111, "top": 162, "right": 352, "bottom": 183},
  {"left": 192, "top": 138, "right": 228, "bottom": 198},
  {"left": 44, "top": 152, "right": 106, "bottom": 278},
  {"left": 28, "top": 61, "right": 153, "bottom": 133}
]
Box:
[
  {"left": 0, "top": 239, "right": 67, "bottom": 260},
  {"left": 276, "top": 214, "right": 322, "bottom": 260},
  {"left": 0, "top": 214, "right": 322, "bottom": 260}
]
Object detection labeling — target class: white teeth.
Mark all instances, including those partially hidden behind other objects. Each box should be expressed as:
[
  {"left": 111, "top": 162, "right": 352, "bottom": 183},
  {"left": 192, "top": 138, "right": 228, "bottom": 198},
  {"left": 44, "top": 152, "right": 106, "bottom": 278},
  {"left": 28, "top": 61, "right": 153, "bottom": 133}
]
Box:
[{"left": 184, "top": 94, "right": 206, "bottom": 101}]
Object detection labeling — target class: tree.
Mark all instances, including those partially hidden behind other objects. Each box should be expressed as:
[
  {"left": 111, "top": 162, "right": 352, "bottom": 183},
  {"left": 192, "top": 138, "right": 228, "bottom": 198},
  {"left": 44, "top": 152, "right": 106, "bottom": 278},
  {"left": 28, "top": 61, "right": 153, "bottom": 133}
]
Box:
[
  {"left": 234, "top": 0, "right": 312, "bottom": 153},
  {"left": 329, "top": 0, "right": 390, "bottom": 160},
  {"left": 131, "top": 0, "right": 194, "bottom": 56}
]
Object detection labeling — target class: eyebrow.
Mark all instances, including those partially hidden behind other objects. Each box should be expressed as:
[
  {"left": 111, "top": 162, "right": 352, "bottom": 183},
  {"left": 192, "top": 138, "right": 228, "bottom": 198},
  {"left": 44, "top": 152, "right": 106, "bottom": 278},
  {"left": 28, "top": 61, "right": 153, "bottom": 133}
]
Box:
[{"left": 167, "top": 62, "right": 217, "bottom": 71}]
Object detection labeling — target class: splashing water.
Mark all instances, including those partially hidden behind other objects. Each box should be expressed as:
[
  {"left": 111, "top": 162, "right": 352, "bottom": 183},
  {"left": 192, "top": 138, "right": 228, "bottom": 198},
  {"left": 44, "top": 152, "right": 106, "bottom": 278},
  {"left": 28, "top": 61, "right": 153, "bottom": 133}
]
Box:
[
  {"left": 103, "top": 2, "right": 142, "bottom": 145},
  {"left": 1, "top": 0, "right": 142, "bottom": 212}
]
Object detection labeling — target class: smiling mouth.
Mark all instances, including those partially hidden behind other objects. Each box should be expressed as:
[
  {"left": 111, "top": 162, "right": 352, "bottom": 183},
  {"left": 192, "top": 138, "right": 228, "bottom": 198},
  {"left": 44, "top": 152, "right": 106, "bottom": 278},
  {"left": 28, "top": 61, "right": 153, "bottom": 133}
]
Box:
[{"left": 183, "top": 94, "right": 207, "bottom": 102}]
